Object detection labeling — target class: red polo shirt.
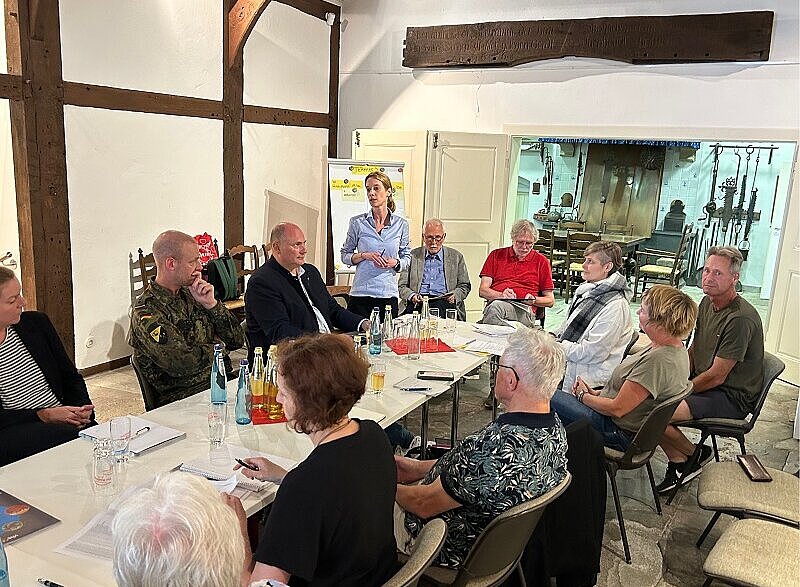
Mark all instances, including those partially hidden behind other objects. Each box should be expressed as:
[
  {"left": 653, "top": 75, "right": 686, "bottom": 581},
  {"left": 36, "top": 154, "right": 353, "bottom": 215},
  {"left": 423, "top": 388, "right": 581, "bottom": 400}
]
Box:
[{"left": 479, "top": 247, "right": 554, "bottom": 298}]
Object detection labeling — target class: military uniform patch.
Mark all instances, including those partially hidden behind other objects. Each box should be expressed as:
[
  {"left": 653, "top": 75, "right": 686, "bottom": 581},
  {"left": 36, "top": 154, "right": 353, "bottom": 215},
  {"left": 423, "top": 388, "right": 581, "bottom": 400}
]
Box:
[{"left": 148, "top": 324, "right": 167, "bottom": 344}]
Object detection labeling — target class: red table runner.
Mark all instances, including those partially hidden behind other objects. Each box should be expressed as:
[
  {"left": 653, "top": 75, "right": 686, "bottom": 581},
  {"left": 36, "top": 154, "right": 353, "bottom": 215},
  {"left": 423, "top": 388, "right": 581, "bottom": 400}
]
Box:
[{"left": 386, "top": 338, "right": 455, "bottom": 355}]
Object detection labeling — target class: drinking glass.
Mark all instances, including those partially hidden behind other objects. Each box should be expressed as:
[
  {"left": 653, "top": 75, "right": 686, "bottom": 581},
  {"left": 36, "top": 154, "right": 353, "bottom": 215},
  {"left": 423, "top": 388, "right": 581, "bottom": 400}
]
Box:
[
  {"left": 110, "top": 416, "right": 131, "bottom": 463},
  {"left": 369, "top": 359, "right": 387, "bottom": 394},
  {"left": 92, "top": 437, "right": 115, "bottom": 495},
  {"left": 208, "top": 402, "right": 228, "bottom": 447},
  {"left": 428, "top": 310, "right": 439, "bottom": 351},
  {"left": 445, "top": 308, "right": 458, "bottom": 334}
]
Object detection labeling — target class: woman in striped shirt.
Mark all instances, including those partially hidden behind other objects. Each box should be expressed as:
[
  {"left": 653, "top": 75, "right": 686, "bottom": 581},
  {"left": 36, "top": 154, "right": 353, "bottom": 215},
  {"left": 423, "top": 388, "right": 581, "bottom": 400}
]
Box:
[{"left": 0, "top": 267, "right": 94, "bottom": 466}]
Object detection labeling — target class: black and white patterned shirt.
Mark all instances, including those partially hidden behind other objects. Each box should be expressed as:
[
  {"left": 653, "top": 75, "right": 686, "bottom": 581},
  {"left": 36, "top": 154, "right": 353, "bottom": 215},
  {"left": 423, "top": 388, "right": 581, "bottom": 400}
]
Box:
[
  {"left": 405, "top": 411, "right": 568, "bottom": 568},
  {"left": 0, "top": 327, "right": 60, "bottom": 410}
]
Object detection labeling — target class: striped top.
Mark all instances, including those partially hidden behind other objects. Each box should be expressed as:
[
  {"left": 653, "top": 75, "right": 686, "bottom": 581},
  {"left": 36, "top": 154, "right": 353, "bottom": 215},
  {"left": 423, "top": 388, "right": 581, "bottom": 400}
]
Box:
[{"left": 0, "top": 326, "right": 61, "bottom": 410}]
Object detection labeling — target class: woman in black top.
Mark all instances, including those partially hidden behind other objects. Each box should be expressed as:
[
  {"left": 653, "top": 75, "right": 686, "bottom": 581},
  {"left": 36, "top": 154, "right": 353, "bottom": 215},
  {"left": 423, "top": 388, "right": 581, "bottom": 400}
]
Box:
[
  {"left": 0, "top": 267, "right": 94, "bottom": 466},
  {"left": 234, "top": 333, "right": 397, "bottom": 587}
]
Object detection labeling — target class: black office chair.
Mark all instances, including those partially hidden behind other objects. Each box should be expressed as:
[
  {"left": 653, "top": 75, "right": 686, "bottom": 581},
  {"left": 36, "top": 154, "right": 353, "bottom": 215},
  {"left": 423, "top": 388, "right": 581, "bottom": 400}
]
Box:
[{"left": 130, "top": 354, "right": 158, "bottom": 411}]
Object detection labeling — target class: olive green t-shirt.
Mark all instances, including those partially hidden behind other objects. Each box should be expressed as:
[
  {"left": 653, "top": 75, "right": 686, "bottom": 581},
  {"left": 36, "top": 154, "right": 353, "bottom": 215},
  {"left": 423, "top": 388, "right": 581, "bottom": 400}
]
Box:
[
  {"left": 600, "top": 345, "right": 691, "bottom": 433},
  {"left": 691, "top": 295, "right": 764, "bottom": 413}
]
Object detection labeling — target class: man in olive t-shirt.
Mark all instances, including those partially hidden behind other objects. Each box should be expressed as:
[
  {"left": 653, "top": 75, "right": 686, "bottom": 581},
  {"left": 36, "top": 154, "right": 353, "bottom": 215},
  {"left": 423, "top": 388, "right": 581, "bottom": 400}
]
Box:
[{"left": 656, "top": 247, "right": 764, "bottom": 493}]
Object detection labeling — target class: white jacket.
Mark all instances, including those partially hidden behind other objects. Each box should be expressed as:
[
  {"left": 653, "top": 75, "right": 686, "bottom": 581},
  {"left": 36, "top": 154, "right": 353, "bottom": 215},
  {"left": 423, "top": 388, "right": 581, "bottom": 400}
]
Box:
[{"left": 554, "top": 277, "right": 634, "bottom": 393}]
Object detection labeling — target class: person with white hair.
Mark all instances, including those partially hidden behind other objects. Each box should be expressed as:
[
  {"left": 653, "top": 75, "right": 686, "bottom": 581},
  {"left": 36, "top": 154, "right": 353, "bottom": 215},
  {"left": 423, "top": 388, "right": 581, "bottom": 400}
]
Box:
[
  {"left": 398, "top": 218, "right": 472, "bottom": 320},
  {"left": 478, "top": 219, "right": 554, "bottom": 327},
  {"left": 393, "top": 328, "right": 568, "bottom": 569},
  {"left": 112, "top": 472, "right": 250, "bottom": 587}
]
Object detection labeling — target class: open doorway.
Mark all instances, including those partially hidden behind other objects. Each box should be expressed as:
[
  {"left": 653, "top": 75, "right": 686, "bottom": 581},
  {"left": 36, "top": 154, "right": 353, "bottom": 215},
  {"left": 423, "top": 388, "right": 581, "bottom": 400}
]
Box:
[{"left": 509, "top": 136, "right": 796, "bottom": 302}]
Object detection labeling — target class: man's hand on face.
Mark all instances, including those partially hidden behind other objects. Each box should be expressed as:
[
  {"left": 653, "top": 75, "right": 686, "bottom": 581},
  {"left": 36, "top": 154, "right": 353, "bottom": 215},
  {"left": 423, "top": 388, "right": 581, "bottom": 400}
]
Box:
[{"left": 189, "top": 276, "right": 218, "bottom": 310}]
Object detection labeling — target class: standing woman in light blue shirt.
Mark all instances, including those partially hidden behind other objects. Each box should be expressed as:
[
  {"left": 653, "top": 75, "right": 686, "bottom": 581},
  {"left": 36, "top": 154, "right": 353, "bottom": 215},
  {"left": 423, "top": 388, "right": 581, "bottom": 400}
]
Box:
[{"left": 341, "top": 171, "right": 411, "bottom": 321}]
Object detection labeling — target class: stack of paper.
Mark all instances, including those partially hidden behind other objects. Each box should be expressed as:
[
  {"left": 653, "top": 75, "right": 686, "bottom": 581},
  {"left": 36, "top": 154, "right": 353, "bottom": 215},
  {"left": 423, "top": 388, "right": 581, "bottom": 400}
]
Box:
[
  {"left": 80, "top": 416, "right": 186, "bottom": 455},
  {"left": 472, "top": 324, "right": 516, "bottom": 337}
]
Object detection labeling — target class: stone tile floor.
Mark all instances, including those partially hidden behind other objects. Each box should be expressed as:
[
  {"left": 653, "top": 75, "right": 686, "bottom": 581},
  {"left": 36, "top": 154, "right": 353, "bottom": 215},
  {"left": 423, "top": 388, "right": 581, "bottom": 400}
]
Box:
[{"left": 86, "top": 286, "right": 798, "bottom": 586}]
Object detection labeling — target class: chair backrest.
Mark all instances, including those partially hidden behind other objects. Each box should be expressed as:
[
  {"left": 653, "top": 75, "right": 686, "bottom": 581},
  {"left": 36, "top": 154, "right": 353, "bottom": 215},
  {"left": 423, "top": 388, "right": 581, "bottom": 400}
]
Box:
[
  {"left": 130, "top": 354, "right": 158, "bottom": 411},
  {"left": 229, "top": 244, "right": 260, "bottom": 291},
  {"left": 382, "top": 519, "right": 447, "bottom": 587},
  {"left": 559, "top": 220, "right": 586, "bottom": 231},
  {"left": 452, "top": 473, "right": 572, "bottom": 587},
  {"left": 623, "top": 330, "right": 640, "bottom": 358},
  {"left": 130, "top": 248, "right": 156, "bottom": 306},
  {"left": 617, "top": 385, "right": 694, "bottom": 468},
  {"left": 667, "top": 223, "right": 694, "bottom": 283},
  {"left": 534, "top": 229, "right": 554, "bottom": 261},
  {"left": 745, "top": 351, "right": 786, "bottom": 431},
  {"left": 601, "top": 223, "right": 634, "bottom": 236},
  {"left": 566, "top": 232, "right": 599, "bottom": 264}
]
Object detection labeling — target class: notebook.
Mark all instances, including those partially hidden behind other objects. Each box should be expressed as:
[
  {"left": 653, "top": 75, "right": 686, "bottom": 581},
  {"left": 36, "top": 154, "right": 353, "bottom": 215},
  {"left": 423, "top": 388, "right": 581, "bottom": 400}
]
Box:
[
  {"left": 179, "top": 444, "right": 297, "bottom": 493},
  {"left": 80, "top": 416, "right": 186, "bottom": 455}
]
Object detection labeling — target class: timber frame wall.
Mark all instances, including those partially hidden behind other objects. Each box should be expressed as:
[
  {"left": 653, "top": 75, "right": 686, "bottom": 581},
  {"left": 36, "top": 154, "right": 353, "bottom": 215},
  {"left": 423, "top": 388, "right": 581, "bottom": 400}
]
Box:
[{"left": 1, "top": 0, "right": 341, "bottom": 360}]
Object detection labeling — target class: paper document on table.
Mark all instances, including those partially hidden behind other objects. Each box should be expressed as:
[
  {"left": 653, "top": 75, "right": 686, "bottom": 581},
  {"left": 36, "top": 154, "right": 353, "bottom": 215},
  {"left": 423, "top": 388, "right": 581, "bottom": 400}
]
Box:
[
  {"left": 393, "top": 376, "right": 449, "bottom": 396},
  {"left": 472, "top": 324, "right": 515, "bottom": 337},
  {"left": 350, "top": 405, "right": 387, "bottom": 423},
  {"left": 55, "top": 483, "right": 144, "bottom": 562},
  {"left": 180, "top": 444, "right": 296, "bottom": 492},
  {"left": 464, "top": 340, "right": 507, "bottom": 356},
  {"left": 80, "top": 415, "right": 186, "bottom": 455},
  {"left": 55, "top": 508, "right": 115, "bottom": 562}
]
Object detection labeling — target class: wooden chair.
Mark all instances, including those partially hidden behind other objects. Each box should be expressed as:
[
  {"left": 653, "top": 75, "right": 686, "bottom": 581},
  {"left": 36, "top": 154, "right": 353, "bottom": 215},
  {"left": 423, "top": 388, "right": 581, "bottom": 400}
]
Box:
[
  {"left": 538, "top": 228, "right": 565, "bottom": 294},
  {"left": 229, "top": 244, "right": 261, "bottom": 292},
  {"left": 601, "top": 223, "right": 634, "bottom": 236},
  {"left": 327, "top": 285, "right": 351, "bottom": 309},
  {"left": 558, "top": 220, "right": 586, "bottom": 231},
  {"left": 565, "top": 232, "right": 599, "bottom": 302},
  {"left": 129, "top": 248, "right": 156, "bottom": 306},
  {"left": 632, "top": 223, "right": 693, "bottom": 301}
]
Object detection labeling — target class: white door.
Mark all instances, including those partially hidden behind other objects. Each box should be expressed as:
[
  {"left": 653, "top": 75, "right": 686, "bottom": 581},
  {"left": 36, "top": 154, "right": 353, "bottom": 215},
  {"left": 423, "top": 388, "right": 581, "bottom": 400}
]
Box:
[
  {"left": 352, "top": 129, "right": 428, "bottom": 249},
  {"left": 0, "top": 98, "right": 21, "bottom": 277},
  {"left": 765, "top": 146, "right": 800, "bottom": 386},
  {"left": 424, "top": 131, "right": 510, "bottom": 322}
]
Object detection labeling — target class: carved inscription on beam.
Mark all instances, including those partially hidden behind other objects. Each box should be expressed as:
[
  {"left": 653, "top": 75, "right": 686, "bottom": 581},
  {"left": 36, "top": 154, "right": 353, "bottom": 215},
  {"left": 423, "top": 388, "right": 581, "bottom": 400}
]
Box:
[{"left": 403, "top": 12, "right": 773, "bottom": 68}]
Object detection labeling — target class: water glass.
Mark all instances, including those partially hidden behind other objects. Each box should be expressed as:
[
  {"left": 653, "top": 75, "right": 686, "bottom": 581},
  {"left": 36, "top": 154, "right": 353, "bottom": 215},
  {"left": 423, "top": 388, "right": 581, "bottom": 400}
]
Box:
[
  {"left": 110, "top": 416, "right": 131, "bottom": 463},
  {"left": 369, "top": 359, "right": 387, "bottom": 394},
  {"left": 428, "top": 314, "right": 439, "bottom": 351},
  {"left": 208, "top": 402, "right": 228, "bottom": 447},
  {"left": 92, "top": 437, "right": 115, "bottom": 494},
  {"left": 446, "top": 308, "right": 458, "bottom": 334}
]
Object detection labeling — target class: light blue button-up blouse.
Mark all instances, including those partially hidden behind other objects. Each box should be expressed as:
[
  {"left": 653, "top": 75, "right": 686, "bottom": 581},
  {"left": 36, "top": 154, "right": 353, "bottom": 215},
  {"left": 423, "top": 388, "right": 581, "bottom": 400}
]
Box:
[{"left": 341, "top": 211, "right": 411, "bottom": 298}]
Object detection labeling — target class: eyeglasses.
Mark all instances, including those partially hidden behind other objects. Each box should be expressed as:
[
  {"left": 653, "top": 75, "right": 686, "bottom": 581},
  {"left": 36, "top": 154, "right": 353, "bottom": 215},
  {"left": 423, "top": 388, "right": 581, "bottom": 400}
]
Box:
[
  {"left": 513, "top": 239, "right": 535, "bottom": 248},
  {"left": 497, "top": 363, "right": 519, "bottom": 384},
  {"left": 423, "top": 235, "right": 444, "bottom": 243}
]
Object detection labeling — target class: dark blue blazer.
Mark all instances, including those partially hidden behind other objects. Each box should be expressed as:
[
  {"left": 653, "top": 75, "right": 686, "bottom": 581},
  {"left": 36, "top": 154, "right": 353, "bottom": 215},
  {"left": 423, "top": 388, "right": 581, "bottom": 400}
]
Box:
[{"left": 245, "top": 257, "right": 363, "bottom": 357}]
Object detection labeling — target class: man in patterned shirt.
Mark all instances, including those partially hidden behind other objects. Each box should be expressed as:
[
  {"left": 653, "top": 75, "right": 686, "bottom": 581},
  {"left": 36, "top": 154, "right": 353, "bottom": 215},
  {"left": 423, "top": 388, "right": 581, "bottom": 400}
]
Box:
[
  {"left": 128, "top": 230, "right": 244, "bottom": 407},
  {"left": 394, "top": 328, "right": 569, "bottom": 568}
]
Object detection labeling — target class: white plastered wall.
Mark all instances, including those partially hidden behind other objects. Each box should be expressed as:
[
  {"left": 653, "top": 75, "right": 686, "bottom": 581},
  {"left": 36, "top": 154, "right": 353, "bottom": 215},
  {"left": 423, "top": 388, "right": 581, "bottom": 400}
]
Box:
[
  {"left": 53, "top": 1, "right": 333, "bottom": 368},
  {"left": 337, "top": 0, "right": 799, "bottom": 156}
]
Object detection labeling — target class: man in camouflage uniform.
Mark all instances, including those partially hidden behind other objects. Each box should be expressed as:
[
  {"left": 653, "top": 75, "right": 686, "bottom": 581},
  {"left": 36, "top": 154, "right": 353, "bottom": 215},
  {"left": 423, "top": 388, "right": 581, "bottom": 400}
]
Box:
[{"left": 128, "top": 230, "right": 244, "bottom": 407}]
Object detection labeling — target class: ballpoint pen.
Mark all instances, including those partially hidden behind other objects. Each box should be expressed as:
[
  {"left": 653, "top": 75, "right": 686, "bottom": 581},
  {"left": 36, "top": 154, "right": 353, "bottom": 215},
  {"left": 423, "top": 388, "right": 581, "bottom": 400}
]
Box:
[
  {"left": 133, "top": 426, "right": 150, "bottom": 438},
  {"left": 401, "top": 386, "right": 432, "bottom": 392},
  {"left": 38, "top": 579, "right": 66, "bottom": 587}
]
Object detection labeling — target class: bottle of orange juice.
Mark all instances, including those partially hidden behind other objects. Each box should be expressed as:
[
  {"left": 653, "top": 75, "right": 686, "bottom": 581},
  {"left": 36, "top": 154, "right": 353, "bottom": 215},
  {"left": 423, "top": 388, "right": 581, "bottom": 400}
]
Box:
[
  {"left": 250, "top": 347, "right": 266, "bottom": 415},
  {"left": 266, "top": 345, "right": 284, "bottom": 420}
]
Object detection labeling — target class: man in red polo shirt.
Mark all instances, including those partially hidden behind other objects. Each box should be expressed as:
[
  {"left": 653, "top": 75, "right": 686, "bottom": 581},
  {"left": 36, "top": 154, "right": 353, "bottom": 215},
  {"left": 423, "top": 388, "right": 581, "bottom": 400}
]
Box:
[{"left": 479, "top": 219, "right": 555, "bottom": 328}]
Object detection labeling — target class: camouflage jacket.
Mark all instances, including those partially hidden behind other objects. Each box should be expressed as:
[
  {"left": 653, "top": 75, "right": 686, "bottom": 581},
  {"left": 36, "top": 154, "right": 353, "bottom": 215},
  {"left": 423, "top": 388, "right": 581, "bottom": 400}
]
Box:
[{"left": 128, "top": 281, "right": 244, "bottom": 406}]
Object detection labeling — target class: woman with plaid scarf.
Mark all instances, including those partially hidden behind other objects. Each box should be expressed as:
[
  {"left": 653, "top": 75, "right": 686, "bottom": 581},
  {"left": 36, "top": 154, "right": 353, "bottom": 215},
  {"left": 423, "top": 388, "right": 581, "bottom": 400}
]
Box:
[{"left": 553, "top": 241, "right": 634, "bottom": 393}]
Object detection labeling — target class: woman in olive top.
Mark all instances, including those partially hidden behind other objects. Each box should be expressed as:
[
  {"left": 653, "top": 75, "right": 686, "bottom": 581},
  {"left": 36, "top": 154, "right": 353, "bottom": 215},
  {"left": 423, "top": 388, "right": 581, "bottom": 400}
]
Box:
[{"left": 550, "top": 285, "right": 697, "bottom": 452}]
